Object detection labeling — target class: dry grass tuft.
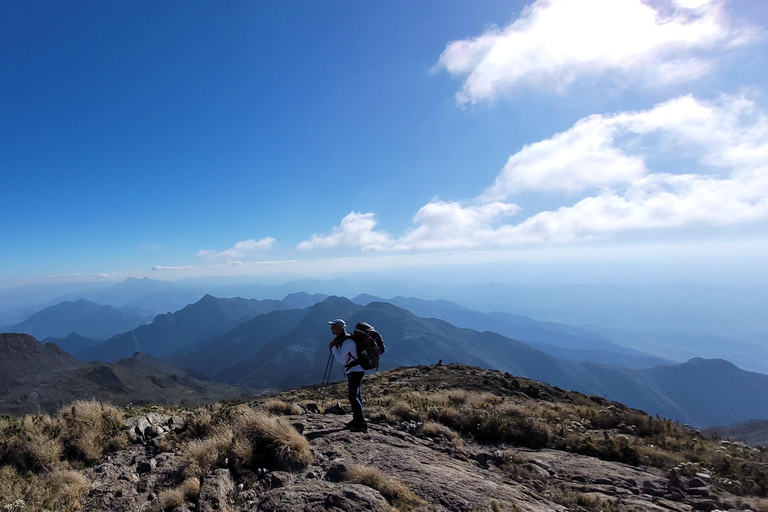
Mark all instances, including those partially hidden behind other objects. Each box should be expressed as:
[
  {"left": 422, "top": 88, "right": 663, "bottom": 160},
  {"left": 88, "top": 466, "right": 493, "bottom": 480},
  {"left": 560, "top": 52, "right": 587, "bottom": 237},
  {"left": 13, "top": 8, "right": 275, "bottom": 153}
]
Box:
[
  {"left": 261, "top": 399, "right": 303, "bottom": 416},
  {"left": 58, "top": 400, "right": 127, "bottom": 462},
  {"left": 0, "top": 416, "right": 63, "bottom": 472},
  {"left": 48, "top": 469, "right": 91, "bottom": 511},
  {"left": 183, "top": 407, "right": 312, "bottom": 474},
  {"left": 388, "top": 401, "right": 415, "bottom": 421},
  {"left": 157, "top": 487, "right": 184, "bottom": 511},
  {"left": 186, "top": 426, "right": 234, "bottom": 475},
  {"left": 180, "top": 477, "right": 201, "bottom": 499},
  {"left": 234, "top": 408, "right": 313, "bottom": 470},
  {"left": 345, "top": 464, "right": 425, "bottom": 511},
  {"left": 422, "top": 420, "right": 458, "bottom": 440}
]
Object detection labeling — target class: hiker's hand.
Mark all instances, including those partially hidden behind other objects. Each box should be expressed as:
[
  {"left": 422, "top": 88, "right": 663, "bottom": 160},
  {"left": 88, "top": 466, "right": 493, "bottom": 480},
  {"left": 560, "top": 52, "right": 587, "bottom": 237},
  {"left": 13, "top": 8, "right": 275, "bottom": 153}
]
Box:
[{"left": 329, "top": 340, "right": 336, "bottom": 351}]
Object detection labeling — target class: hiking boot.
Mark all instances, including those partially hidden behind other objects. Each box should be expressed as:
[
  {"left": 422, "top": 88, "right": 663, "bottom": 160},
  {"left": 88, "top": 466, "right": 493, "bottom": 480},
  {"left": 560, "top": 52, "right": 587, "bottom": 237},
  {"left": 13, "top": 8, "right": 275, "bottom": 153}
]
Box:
[
  {"left": 350, "top": 422, "right": 368, "bottom": 433},
  {"left": 343, "top": 418, "right": 368, "bottom": 429}
]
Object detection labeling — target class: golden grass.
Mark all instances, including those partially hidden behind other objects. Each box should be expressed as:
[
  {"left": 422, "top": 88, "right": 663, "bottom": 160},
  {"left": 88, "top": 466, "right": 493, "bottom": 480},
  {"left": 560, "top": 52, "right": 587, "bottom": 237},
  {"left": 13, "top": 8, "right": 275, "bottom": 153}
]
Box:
[
  {"left": 234, "top": 408, "right": 313, "bottom": 470},
  {"left": 422, "top": 420, "right": 458, "bottom": 440},
  {"left": 345, "top": 464, "right": 425, "bottom": 511},
  {"left": 183, "top": 406, "right": 312, "bottom": 474},
  {"left": 157, "top": 487, "right": 185, "bottom": 511},
  {"left": 261, "top": 399, "right": 303, "bottom": 416},
  {"left": 48, "top": 469, "right": 91, "bottom": 511},
  {"left": 58, "top": 400, "right": 127, "bottom": 462},
  {"left": 186, "top": 426, "right": 234, "bottom": 475}
]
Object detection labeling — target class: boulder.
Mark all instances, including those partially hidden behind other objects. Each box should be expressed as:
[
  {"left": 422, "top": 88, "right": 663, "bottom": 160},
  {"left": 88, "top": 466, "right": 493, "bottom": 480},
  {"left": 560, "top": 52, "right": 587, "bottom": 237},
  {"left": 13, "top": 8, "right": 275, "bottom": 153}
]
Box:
[{"left": 125, "top": 413, "right": 187, "bottom": 443}]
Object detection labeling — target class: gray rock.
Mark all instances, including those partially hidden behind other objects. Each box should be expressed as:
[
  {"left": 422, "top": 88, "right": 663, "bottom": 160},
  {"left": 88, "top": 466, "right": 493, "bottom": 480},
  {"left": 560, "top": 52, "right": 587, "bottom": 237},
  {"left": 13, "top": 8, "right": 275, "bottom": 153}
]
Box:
[
  {"left": 690, "top": 500, "right": 721, "bottom": 511},
  {"left": 267, "top": 471, "right": 293, "bottom": 488},
  {"left": 125, "top": 412, "right": 187, "bottom": 443},
  {"left": 689, "top": 477, "right": 710, "bottom": 488},
  {"left": 199, "top": 468, "right": 235, "bottom": 512},
  {"left": 643, "top": 480, "right": 666, "bottom": 496},
  {"left": 688, "top": 486, "right": 712, "bottom": 497},
  {"left": 255, "top": 482, "right": 390, "bottom": 512},
  {"left": 324, "top": 461, "right": 348, "bottom": 482}
]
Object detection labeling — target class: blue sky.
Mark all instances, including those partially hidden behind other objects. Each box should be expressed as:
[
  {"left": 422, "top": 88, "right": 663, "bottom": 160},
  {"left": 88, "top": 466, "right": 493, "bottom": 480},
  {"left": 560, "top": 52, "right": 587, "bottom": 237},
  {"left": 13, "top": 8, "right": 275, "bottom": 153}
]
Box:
[{"left": 2, "top": 0, "right": 768, "bottom": 288}]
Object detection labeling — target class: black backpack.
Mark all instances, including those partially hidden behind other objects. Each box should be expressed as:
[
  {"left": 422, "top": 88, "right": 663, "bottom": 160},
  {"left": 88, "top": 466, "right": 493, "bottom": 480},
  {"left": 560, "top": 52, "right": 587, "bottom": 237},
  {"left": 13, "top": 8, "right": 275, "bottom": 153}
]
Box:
[{"left": 346, "top": 322, "right": 386, "bottom": 371}]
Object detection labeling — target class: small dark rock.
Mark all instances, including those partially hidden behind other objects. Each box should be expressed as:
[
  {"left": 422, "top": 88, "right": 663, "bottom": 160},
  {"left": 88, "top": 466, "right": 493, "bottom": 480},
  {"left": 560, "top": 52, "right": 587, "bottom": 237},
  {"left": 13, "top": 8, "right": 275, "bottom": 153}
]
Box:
[
  {"left": 689, "top": 477, "right": 710, "bottom": 488},
  {"left": 324, "top": 461, "right": 348, "bottom": 482},
  {"left": 643, "top": 480, "right": 665, "bottom": 496},
  {"left": 137, "top": 458, "right": 157, "bottom": 473},
  {"left": 690, "top": 499, "right": 720, "bottom": 511},
  {"left": 324, "top": 403, "right": 345, "bottom": 415},
  {"left": 688, "top": 486, "right": 711, "bottom": 497},
  {"left": 267, "top": 471, "right": 292, "bottom": 488}
]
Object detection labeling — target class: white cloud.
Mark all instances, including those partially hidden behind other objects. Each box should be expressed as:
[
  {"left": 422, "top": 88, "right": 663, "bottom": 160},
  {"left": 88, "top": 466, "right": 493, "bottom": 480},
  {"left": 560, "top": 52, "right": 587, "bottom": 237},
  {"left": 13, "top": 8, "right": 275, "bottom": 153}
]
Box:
[
  {"left": 301, "top": 95, "right": 768, "bottom": 251},
  {"left": 198, "top": 237, "right": 276, "bottom": 262},
  {"left": 297, "top": 212, "right": 391, "bottom": 250},
  {"left": 392, "top": 201, "right": 520, "bottom": 250},
  {"left": 436, "top": 0, "right": 754, "bottom": 103},
  {"left": 498, "top": 172, "right": 768, "bottom": 243},
  {"left": 481, "top": 114, "right": 648, "bottom": 200}
]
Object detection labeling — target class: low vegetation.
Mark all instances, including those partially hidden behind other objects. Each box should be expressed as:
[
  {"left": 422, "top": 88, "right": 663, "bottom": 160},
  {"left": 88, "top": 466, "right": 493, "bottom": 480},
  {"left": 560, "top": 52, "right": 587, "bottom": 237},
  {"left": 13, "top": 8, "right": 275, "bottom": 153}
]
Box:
[
  {"left": 0, "top": 400, "right": 126, "bottom": 511},
  {"left": 183, "top": 404, "right": 313, "bottom": 477}
]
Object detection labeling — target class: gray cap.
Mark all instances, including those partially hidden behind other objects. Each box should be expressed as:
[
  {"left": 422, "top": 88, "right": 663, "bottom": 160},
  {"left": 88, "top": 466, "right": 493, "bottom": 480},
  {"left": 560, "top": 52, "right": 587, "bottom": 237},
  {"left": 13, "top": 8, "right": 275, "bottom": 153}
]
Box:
[{"left": 328, "top": 318, "right": 346, "bottom": 328}]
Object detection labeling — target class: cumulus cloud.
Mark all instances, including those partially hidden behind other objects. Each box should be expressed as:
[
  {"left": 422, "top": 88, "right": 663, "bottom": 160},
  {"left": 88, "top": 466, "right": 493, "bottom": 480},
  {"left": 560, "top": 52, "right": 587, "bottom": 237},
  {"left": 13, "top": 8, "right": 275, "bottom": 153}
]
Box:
[
  {"left": 198, "top": 237, "right": 276, "bottom": 262},
  {"left": 392, "top": 201, "right": 520, "bottom": 250},
  {"left": 301, "top": 95, "right": 767, "bottom": 251},
  {"left": 297, "top": 212, "right": 391, "bottom": 250},
  {"left": 435, "top": 0, "right": 755, "bottom": 102},
  {"left": 481, "top": 115, "right": 648, "bottom": 200},
  {"left": 479, "top": 95, "right": 768, "bottom": 244}
]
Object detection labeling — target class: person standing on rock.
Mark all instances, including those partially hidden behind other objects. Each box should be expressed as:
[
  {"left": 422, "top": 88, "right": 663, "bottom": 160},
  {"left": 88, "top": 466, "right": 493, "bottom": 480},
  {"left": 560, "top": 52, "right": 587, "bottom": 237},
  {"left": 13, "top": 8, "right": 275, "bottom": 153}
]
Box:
[{"left": 328, "top": 318, "right": 367, "bottom": 432}]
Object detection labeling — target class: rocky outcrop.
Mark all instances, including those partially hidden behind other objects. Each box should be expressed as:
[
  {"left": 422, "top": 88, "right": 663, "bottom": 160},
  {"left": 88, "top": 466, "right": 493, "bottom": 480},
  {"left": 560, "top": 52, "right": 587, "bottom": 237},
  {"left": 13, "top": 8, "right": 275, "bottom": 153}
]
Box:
[{"left": 125, "top": 412, "right": 186, "bottom": 444}]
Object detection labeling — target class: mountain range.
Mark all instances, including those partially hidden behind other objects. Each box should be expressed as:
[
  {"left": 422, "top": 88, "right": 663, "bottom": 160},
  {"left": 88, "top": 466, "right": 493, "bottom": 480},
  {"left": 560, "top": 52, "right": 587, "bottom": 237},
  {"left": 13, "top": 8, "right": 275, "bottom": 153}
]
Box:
[
  {"left": 76, "top": 292, "right": 327, "bottom": 362},
  {"left": 0, "top": 299, "right": 153, "bottom": 340},
  {"left": 0, "top": 332, "right": 251, "bottom": 415},
  {"left": 351, "top": 293, "right": 672, "bottom": 369},
  {"left": 4, "top": 285, "right": 768, "bottom": 428}
]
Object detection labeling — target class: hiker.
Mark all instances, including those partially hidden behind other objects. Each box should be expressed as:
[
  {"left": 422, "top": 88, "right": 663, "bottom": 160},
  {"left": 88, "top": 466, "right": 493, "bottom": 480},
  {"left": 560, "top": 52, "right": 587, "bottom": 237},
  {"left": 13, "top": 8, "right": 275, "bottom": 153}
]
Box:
[{"left": 328, "top": 318, "right": 367, "bottom": 432}]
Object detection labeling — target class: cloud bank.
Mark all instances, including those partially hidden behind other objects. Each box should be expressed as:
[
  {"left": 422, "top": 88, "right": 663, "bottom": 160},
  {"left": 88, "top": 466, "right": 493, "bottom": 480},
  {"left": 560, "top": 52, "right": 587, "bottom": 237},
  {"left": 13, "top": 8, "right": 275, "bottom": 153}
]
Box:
[
  {"left": 435, "top": 0, "right": 755, "bottom": 102},
  {"left": 198, "top": 237, "right": 276, "bottom": 262},
  {"left": 299, "top": 95, "right": 768, "bottom": 250}
]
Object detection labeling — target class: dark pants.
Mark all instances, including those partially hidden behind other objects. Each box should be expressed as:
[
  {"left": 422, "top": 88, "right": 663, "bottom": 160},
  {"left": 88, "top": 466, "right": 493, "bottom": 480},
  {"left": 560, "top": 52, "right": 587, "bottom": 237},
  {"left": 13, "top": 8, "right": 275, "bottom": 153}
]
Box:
[{"left": 347, "top": 371, "right": 365, "bottom": 424}]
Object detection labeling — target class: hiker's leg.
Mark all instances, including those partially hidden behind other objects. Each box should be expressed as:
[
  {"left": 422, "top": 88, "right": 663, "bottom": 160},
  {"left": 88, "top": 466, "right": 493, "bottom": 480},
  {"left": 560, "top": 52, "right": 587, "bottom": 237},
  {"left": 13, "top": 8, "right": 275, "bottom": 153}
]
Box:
[{"left": 347, "top": 371, "right": 365, "bottom": 424}]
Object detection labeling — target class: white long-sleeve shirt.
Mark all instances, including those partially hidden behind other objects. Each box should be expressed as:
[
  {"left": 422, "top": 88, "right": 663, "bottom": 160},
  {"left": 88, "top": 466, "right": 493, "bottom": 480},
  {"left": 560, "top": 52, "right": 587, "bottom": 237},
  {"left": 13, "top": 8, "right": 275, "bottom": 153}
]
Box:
[{"left": 331, "top": 336, "right": 363, "bottom": 374}]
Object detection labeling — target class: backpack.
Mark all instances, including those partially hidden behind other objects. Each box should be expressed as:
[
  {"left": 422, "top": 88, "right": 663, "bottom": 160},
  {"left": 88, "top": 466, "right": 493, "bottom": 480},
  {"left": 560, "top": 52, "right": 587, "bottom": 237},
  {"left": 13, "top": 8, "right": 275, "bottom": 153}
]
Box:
[{"left": 346, "top": 321, "right": 386, "bottom": 371}]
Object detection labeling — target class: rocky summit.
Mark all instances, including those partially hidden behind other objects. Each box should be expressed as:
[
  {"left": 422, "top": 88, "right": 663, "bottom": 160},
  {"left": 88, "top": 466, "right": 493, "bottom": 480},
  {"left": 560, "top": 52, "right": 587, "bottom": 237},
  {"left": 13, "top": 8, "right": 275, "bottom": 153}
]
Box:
[{"left": 1, "top": 364, "right": 767, "bottom": 512}]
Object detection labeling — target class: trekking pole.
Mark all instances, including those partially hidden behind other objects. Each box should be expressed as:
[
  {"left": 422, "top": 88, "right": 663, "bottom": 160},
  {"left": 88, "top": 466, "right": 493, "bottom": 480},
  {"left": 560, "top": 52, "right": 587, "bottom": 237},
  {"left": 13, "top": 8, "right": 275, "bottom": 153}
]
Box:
[{"left": 320, "top": 352, "right": 334, "bottom": 407}]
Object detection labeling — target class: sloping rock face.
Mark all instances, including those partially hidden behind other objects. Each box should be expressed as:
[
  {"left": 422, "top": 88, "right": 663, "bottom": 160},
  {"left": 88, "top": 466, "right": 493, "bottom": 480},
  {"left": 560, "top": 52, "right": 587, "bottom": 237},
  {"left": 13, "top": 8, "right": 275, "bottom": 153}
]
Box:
[{"left": 75, "top": 411, "right": 762, "bottom": 512}]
